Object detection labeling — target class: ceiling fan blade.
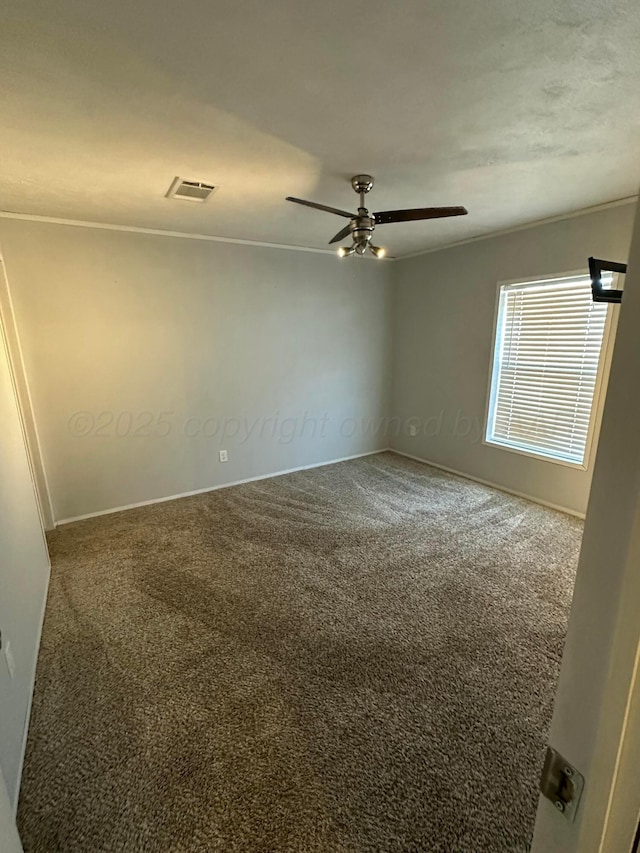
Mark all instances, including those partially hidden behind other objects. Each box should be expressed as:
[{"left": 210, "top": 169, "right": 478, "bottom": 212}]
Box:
[
  {"left": 373, "top": 206, "right": 468, "bottom": 225},
  {"left": 286, "top": 197, "right": 354, "bottom": 218},
  {"left": 329, "top": 224, "right": 353, "bottom": 244}
]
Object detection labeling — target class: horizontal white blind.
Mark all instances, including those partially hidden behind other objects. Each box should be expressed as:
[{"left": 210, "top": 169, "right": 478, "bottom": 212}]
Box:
[{"left": 487, "top": 274, "right": 610, "bottom": 465}]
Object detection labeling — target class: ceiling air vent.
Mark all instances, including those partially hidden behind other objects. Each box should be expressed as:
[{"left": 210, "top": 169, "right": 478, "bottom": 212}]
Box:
[{"left": 166, "top": 177, "right": 218, "bottom": 202}]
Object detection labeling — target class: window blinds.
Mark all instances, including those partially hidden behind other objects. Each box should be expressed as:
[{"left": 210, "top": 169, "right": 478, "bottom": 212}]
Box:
[{"left": 486, "top": 274, "right": 610, "bottom": 465}]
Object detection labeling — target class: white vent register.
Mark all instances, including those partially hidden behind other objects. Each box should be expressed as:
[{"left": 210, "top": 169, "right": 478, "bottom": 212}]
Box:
[{"left": 166, "top": 177, "right": 217, "bottom": 202}]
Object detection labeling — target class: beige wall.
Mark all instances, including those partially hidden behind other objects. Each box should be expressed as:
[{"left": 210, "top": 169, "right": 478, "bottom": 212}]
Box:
[
  {"left": 1, "top": 205, "right": 635, "bottom": 523},
  {"left": 390, "top": 202, "right": 636, "bottom": 515},
  {"left": 0, "top": 220, "right": 393, "bottom": 522},
  {"left": 0, "top": 282, "right": 49, "bottom": 810}
]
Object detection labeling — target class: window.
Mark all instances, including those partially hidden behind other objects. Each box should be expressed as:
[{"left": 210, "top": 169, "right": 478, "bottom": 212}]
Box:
[{"left": 486, "top": 272, "right": 612, "bottom": 467}]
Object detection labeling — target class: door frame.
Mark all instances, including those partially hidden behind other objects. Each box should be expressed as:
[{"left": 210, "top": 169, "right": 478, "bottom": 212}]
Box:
[
  {"left": 0, "top": 259, "right": 54, "bottom": 530},
  {"left": 531, "top": 201, "right": 640, "bottom": 852}
]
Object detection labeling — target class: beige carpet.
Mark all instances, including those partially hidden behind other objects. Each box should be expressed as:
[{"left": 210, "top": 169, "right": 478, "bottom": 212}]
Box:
[{"left": 18, "top": 452, "right": 582, "bottom": 852}]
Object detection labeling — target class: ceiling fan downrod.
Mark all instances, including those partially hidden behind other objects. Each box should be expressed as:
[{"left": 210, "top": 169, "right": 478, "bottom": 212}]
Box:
[{"left": 341, "top": 175, "right": 385, "bottom": 258}]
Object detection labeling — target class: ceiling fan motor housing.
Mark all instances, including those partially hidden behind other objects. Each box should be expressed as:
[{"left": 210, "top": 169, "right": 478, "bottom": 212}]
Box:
[{"left": 351, "top": 215, "right": 375, "bottom": 252}]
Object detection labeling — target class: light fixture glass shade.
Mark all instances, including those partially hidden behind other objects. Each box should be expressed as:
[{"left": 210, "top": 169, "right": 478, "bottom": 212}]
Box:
[
  {"left": 369, "top": 245, "right": 386, "bottom": 259},
  {"left": 337, "top": 245, "right": 355, "bottom": 258}
]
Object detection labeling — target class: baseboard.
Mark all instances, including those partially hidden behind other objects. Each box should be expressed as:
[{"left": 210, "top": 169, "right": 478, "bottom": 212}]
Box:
[
  {"left": 56, "top": 448, "right": 391, "bottom": 526},
  {"left": 389, "top": 449, "right": 585, "bottom": 519},
  {"left": 13, "top": 557, "right": 51, "bottom": 815}
]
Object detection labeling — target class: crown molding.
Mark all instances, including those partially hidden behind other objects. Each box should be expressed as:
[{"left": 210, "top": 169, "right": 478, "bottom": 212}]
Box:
[
  {"left": 397, "top": 195, "right": 639, "bottom": 261},
  {"left": 0, "top": 194, "right": 637, "bottom": 262},
  {"left": 0, "top": 210, "right": 338, "bottom": 256}
]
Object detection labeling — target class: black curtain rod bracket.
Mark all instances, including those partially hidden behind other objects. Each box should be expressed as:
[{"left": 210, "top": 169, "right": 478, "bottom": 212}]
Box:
[{"left": 588, "top": 256, "right": 626, "bottom": 304}]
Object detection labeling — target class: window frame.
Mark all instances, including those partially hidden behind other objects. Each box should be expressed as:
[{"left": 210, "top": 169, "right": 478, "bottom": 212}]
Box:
[{"left": 483, "top": 269, "right": 618, "bottom": 471}]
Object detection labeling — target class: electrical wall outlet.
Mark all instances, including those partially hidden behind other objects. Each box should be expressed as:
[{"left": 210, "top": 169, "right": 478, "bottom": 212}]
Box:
[{"left": 219, "top": 450, "right": 228, "bottom": 462}]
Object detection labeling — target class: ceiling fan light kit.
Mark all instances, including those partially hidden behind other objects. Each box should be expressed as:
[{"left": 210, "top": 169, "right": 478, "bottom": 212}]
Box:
[{"left": 286, "top": 175, "right": 468, "bottom": 258}]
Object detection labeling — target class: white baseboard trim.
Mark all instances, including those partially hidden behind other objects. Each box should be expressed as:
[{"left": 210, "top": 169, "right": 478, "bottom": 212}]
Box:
[
  {"left": 389, "top": 449, "right": 586, "bottom": 519},
  {"left": 56, "top": 448, "right": 391, "bottom": 526},
  {"left": 13, "top": 557, "right": 51, "bottom": 815}
]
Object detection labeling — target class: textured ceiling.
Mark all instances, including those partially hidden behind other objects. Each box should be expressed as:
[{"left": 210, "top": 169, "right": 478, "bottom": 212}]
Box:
[{"left": 2, "top": 0, "right": 640, "bottom": 256}]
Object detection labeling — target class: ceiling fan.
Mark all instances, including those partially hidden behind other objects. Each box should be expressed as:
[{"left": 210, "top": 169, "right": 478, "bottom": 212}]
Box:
[{"left": 286, "top": 175, "right": 468, "bottom": 258}]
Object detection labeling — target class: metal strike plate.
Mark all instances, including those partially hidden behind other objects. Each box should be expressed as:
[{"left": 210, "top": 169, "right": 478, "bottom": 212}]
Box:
[{"left": 540, "top": 746, "right": 584, "bottom": 822}]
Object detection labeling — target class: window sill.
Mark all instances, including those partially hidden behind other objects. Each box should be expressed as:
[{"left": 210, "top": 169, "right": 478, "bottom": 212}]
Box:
[{"left": 483, "top": 437, "right": 589, "bottom": 471}]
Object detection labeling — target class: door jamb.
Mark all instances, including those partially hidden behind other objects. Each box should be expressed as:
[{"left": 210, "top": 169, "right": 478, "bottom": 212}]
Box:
[{"left": 0, "top": 259, "right": 54, "bottom": 530}]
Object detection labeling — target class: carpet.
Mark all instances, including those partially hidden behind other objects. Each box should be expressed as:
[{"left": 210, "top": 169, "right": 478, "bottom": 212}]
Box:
[{"left": 17, "top": 452, "right": 582, "bottom": 852}]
